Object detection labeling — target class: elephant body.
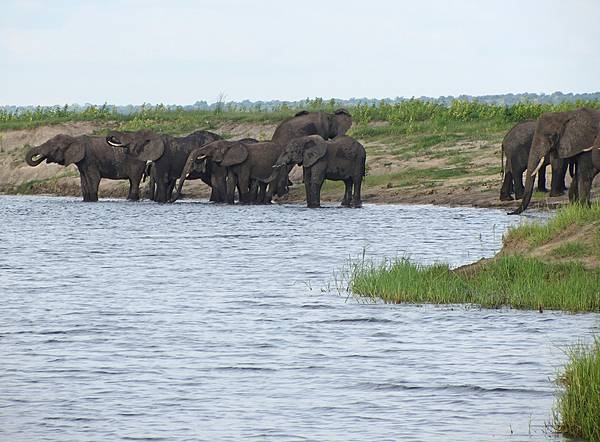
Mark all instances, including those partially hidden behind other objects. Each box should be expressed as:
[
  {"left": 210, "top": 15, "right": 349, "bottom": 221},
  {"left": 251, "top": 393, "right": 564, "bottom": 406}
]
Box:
[
  {"left": 500, "top": 120, "right": 568, "bottom": 201},
  {"left": 25, "top": 134, "right": 146, "bottom": 202},
  {"left": 270, "top": 109, "right": 352, "bottom": 144},
  {"left": 174, "top": 139, "right": 286, "bottom": 204},
  {"left": 512, "top": 107, "right": 600, "bottom": 214},
  {"left": 272, "top": 135, "right": 366, "bottom": 208},
  {"left": 106, "top": 129, "right": 221, "bottom": 203}
]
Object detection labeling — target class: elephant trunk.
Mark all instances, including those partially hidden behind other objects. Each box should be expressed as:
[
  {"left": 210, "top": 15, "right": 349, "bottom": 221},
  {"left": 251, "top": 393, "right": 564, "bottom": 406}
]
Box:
[
  {"left": 265, "top": 164, "right": 284, "bottom": 183},
  {"left": 510, "top": 155, "right": 545, "bottom": 215},
  {"left": 25, "top": 147, "right": 45, "bottom": 166}
]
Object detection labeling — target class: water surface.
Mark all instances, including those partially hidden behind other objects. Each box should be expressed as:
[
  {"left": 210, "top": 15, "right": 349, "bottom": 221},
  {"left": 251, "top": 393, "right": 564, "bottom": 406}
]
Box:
[{"left": 1, "top": 195, "right": 597, "bottom": 441}]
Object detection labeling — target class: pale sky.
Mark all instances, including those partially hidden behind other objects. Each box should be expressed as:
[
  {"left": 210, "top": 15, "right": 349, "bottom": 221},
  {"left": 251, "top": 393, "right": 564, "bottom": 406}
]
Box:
[{"left": 1, "top": 0, "right": 599, "bottom": 106}]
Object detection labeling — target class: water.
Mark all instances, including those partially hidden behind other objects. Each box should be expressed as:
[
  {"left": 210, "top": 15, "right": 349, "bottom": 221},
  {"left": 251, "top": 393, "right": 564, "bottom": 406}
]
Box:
[{"left": 0, "top": 195, "right": 597, "bottom": 441}]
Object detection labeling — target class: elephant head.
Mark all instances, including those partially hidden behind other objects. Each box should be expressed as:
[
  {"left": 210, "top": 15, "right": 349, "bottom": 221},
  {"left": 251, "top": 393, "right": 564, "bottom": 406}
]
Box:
[
  {"left": 25, "top": 134, "right": 86, "bottom": 167},
  {"left": 273, "top": 135, "right": 327, "bottom": 168},
  {"left": 511, "top": 108, "right": 600, "bottom": 214},
  {"left": 106, "top": 130, "right": 165, "bottom": 162}
]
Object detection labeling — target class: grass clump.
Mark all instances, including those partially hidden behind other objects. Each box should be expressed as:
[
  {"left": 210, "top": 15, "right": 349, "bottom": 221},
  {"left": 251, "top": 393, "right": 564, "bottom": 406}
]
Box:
[
  {"left": 349, "top": 255, "right": 600, "bottom": 312},
  {"left": 554, "top": 338, "right": 600, "bottom": 441}
]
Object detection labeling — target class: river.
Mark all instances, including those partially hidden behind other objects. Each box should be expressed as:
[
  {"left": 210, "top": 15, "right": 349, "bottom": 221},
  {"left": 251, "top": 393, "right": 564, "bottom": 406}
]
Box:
[{"left": 1, "top": 195, "right": 598, "bottom": 441}]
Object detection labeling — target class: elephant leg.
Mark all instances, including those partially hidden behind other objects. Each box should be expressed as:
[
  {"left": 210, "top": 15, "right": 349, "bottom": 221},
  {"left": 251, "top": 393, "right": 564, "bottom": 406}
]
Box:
[
  {"left": 341, "top": 178, "right": 352, "bottom": 206},
  {"left": 225, "top": 171, "right": 237, "bottom": 204},
  {"left": 127, "top": 176, "right": 141, "bottom": 201},
  {"left": 146, "top": 177, "right": 156, "bottom": 200},
  {"left": 80, "top": 170, "right": 100, "bottom": 202},
  {"left": 550, "top": 157, "right": 568, "bottom": 196},
  {"left": 154, "top": 175, "right": 169, "bottom": 203},
  {"left": 166, "top": 179, "right": 177, "bottom": 202},
  {"left": 514, "top": 167, "right": 526, "bottom": 200},
  {"left": 575, "top": 152, "right": 594, "bottom": 206},
  {"left": 500, "top": 171, "right": 514, "bottom": 201},
  {"left": 352, "top": 175, "right": 363, "bottom": 208},
  {"left": 536, "top": 164, "right": 548, "bottom": 192},
  {"left": 237, "top": 169, "right": 252, "bottom": 204}
]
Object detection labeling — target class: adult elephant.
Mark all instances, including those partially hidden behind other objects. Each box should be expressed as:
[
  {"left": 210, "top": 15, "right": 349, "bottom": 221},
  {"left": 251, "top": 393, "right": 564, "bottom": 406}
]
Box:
[
  {"left": 511, "top": 107, "right": 600, "bottom": 214},
  {"left": 25, "top": 134, "right": 146, "bottom": 202},
  {"left": 270, "top": 108, "right": 352, "bottom": 144},
  {"left": 172, "top": 138, "right": 258, "bottom": 203},
  {"left": 106, "top": 129, "right": 221, "bottom": 203},
  {"left": 174, "top": 139, "right": 288, "bottom": 204},
  {"left": 270, "top": 135, "right": 366, "bottom": 208},
  {"left": 500, "top": 120, "right": 567, "bottom": 201}
]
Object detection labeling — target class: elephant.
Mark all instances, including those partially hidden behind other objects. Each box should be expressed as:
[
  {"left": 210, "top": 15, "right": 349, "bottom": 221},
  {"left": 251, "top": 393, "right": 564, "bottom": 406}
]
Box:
[
  {"left": 270, "top": 135, "right": 366, "bottom": 208},
  {"left": 270, "top": 108, "right": 352, "bottom": 144},
  {"left": 171, "top": 138, "right": 259, "bottom": 203},
  {"left": 106, "top": 129, "right": 221, "bottom": 203},
  {"left": 25, "top": 134, "right": 146, "bottom": 202},
  {"left": 500, "top": 120, "right": 568, "bottom": 201},
  {"left": 174, "top": 139, "right": 288, "bottom": 204},
  {"left": 511, "top": 107, "right": 600, "bottom": 214}
]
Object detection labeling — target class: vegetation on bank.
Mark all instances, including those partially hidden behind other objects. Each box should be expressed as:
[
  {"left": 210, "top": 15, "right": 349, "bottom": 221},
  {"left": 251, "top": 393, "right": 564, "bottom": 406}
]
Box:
[
  {"left": 348, "top": 203, "right": 600, "bottom": 312},
  {"left": 554, "top": 338, "right": 600, "bottom": 441},
  {"left": 3, "top": 98, "right": 600, "bottom": 134}
]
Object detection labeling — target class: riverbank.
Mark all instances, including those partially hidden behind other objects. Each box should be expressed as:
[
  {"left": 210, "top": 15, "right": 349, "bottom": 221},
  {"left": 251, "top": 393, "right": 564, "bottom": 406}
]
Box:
[{"left": 1, "top": 117, "right": 592, "bottom": 210}]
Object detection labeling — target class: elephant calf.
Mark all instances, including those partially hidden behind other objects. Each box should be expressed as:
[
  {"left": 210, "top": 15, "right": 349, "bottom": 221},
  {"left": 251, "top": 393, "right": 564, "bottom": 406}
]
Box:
[
  {"left": 271, "top": 135, "right": 366, "bottom": 208},
  {"left": 25, "top": 134, "right": 146, "bottom": 202}
]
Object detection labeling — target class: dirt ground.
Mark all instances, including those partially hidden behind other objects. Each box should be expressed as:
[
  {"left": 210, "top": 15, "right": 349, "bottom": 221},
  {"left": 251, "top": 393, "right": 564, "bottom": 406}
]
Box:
[{"left": 1, "top": 120, "right": 597, "bottom": 211}]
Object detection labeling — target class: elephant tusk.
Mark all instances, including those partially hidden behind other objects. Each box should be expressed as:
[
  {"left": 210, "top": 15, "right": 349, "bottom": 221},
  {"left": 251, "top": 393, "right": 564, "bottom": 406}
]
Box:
[
  {"left": 582, "top": 146, "right": 593, "bottom": 152},
  {"left": 106, "top": 137, "right": 124, "bottom": 147},
  {"left": 185, "top": 173, "right": 190, "bottom": 179},
  {"left": 31, "top": 154, "right": 43, "bottom": 162},
  {"left": 531, "top": 156, "right": 545, "bottom": 177}
]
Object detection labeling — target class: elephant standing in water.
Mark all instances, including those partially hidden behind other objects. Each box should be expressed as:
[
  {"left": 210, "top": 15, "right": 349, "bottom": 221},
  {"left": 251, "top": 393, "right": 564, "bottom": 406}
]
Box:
[
  {"left": 106, "top": 129, "right": 221, "bottom": 203},
  {"left": 271, "top": 135, "right": 366, "bottom": 208},
  {"left": 174, "top": 139, "right": 288, "bottom": 204},
  {"left": 500, "top": 120, "right": 568, "bottom": 201},
  {"left": 511, "top": 107, "right": 600, "bottom": 214},
  {"left": 25, "top": 134, "right": 146, "bottom": 202}
]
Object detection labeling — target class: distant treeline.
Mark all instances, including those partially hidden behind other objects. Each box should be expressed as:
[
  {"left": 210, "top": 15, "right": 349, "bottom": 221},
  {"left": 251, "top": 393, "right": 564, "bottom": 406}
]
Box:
[{"left": 2, "top": 92, "right": 600, "bottom": 132}]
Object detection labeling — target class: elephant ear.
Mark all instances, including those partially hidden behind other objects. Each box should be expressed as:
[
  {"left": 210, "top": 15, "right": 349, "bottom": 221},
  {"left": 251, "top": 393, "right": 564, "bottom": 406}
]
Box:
[
  {"left": 557, "top": 115, "right": 595, "bottom": 159},
  {"left": 64, "top": 138, "right": 85, "bottom": 165},
  {"left": 221, "top": 143, "right": 248, "bottom": 166},
  {"left": 134, "top": 137, "right": 165, "bottom": 162},
  {"left": 303, "top": 137, "right": 327, "bottom": 168}
]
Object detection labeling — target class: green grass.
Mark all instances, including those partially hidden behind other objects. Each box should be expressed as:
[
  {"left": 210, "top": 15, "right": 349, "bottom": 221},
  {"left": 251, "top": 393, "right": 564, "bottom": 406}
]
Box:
[
  {"left": 348, "top": 255, "right": 600, "bottom": 312},
  {"left": 554, "top": 338, "right": 600, "bottom": 441},
  {"left": 4, "top": 98, "right": 600, "bottom": 134},
  {"left": 347, "top": 203, "right": 600, "bottom": 312},
  {"left": 505, "top": 203, "right": 600, "bottom": 248}
]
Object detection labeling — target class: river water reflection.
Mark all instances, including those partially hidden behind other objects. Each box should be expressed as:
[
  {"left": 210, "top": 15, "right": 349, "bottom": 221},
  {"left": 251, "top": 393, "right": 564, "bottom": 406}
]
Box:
[{"left": 1, "top": 195, "right": 598, "bottom": 441}]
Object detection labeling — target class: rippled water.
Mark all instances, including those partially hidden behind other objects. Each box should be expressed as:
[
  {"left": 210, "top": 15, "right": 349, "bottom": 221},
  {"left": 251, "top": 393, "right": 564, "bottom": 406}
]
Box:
[{"left": 1, "top": 195, "right": 598, "bottom": 441}]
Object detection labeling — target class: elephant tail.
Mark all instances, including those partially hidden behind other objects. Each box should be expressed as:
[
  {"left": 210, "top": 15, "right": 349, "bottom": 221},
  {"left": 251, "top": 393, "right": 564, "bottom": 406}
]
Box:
[{"left": 501, "top": 141, "right": 505, "bottom": 178}]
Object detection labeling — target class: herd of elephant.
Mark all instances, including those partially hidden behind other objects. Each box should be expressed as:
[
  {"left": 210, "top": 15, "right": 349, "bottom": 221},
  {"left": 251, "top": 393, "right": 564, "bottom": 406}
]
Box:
[
  {"left": 500, "top": 107, "right": 600, "bottom": 214},
  {"left": 24, "top": 105, "right": 600, "bottom": 214},
  {"left": 25, "top": 109, "right": 366, "bottom": 208}
]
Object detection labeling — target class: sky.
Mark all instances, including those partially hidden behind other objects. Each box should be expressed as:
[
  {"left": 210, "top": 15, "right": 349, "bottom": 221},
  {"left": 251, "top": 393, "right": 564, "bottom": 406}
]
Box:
[{"left": 1, "top": 0, "right": 599, "bottom": 106}]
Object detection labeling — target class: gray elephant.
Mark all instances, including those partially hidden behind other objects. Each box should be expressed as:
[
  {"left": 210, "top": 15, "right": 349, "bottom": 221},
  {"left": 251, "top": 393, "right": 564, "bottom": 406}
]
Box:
[
  {"left": 25, "top": 134, "right": 146, "bottom": 202},
  {"left": 270, "top": 109, "right": 352, "bottom": 144},
  {"left": 106, "top": 129, "right": 221, "bottom": 203},
  {"left": 271, "top": 135, "right": 366, "bottom": 208},
  {"left": 172, "top": 138, "right": 259, "bottom": 203},
  {"left": 511, "top": 107, "right": 600, "bottom": 214},
  {"left": 174, "top": 139, "right": 287, "bottom": 204},
  {"left": 500, "top": 120, "right": 568, "bottom": 201}
]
